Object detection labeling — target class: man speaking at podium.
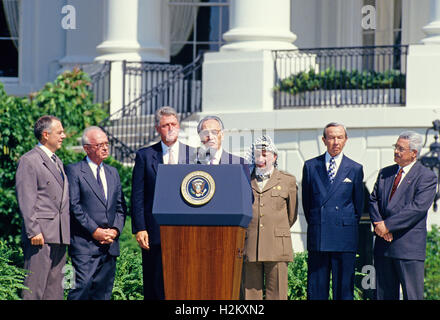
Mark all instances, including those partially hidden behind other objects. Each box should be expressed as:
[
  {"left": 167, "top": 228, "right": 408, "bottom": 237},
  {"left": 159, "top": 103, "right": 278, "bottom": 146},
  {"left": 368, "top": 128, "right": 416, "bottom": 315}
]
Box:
[
  {"left": 131, "top": 106, "right": 194, "bottom": 300},
  {"left": 196, "top": 115, "right": 251, "bottom": 182}
]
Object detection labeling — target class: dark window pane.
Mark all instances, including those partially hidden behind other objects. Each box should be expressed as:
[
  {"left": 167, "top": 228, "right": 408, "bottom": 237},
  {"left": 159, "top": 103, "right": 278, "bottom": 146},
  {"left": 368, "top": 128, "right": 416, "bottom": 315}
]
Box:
[
  {"left": 0, "top": 2, "right": 10, "bottom": 37},
  {"left": 0, "top": 39, "right": 18, "bottom": 77}
]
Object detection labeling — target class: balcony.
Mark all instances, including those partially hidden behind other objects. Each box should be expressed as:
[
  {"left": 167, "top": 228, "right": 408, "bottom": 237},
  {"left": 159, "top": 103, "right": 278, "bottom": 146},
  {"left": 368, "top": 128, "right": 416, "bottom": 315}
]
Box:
[{"left": 273, "top": 45, "right": 408, "bottom": 109}]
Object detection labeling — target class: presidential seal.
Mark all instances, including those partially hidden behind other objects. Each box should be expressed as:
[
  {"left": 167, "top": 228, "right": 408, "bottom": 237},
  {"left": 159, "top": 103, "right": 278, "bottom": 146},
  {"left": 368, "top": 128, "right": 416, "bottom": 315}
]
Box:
[{"left": 181, "top": 171, "right": 215, "bottom": 206}]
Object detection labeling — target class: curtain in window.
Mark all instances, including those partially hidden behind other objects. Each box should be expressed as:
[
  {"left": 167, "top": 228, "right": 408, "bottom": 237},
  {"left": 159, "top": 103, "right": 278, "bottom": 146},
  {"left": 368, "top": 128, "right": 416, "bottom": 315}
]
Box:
[
  {"left": 2, "top": 0, "right": 19, "bottom": 49},
  {"left": 169, "top": 0, "right": 200, "bottom": 56}
]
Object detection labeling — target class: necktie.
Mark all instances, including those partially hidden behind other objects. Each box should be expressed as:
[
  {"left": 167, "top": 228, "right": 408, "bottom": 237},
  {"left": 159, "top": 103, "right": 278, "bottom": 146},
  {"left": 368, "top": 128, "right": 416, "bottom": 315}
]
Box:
[
  {"left": 389, "top": 168, "right": 403, "bottom": 200},
  {"left": 209, "top": 156, "right": 215, "bottom": 165},
  {"left": 51, "top": 154, "right": 64, "bottom": 181},
  {"left": 96, "top": 165, "right": 106, "bottom": 199},
  {"left": 168, "top": 148, "right": 175, "bottom": 165},
  {"left": 328, "top": 157, "right": 336, "bottom": 183}
]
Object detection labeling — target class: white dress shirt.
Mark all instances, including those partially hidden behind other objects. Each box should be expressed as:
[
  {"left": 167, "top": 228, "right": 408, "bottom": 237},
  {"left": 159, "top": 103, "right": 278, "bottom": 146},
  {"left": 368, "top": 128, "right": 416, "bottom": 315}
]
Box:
[
  {"left": 396, "top": 160, "right": 416, "bottom": 188},
  {"left": 38, "top": 142, "right": 55, "bottom": 160},
  {"left": 86, "top": 156, "right": 108, "bottom": 199},
  {"left": 161, "top": 141, "right": 180, "bottom": 164},
  {"left": 209, "top": 148, "right": 223, "bottom": 165},
  {"left": 325, "top": 151, "right": 344, "bottom": 176}
]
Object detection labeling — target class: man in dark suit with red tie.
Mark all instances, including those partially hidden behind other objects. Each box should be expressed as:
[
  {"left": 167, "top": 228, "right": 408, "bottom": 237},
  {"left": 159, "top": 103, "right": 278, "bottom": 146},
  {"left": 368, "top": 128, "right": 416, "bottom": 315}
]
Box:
[
  {"left": 369, "top": 131, "right": 437, "bottom": 300},
  {"left": 131, "top": 106, "right": 195, "bottom": 300},
  {"left": 302, "top": 122, "right": 364, "bottom": 300},
  {"left": 65, "top": 126, "right": 126, "bottom": 300}
]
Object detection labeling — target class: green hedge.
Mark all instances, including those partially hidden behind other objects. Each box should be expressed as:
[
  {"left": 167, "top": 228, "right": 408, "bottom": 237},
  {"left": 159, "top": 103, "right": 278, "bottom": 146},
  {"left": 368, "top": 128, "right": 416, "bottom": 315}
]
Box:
[
  {"left": 425, "top": 225, "right": 440, "bottom": 299},
  {"left": 0, "top": 241, "right": 28, "bottom": 299},
  {"left": 275, "top": 67, "right": 406, "bottom": 95},
  {"left": 287, "top": 252, "right": 364, "bottom": 300}
]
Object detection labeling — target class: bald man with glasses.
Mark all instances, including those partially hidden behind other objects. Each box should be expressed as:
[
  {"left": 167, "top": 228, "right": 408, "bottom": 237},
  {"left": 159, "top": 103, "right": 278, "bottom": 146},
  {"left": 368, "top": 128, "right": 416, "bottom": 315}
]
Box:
[{"left": 65, "top": 126, "right": 126, "bottom": 300}]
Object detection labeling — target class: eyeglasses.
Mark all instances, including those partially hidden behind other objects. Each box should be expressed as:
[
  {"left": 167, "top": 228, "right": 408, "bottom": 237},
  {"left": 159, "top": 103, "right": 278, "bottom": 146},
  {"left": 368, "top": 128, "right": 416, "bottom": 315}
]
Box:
[
  {"left": 199, "top": 129, "right": 221, "bottom": 137},
  {"left": 392, "top": 144, "right": 411, "bottom": 153},
  {"left": 85, "top": 142, "right": 109, "bottom": 149}
]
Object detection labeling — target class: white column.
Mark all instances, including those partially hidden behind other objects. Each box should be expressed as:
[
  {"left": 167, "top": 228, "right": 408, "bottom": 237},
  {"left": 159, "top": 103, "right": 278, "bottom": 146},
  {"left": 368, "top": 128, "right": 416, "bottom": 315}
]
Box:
[
  {"left": 95, "top": 0, "right": 169, "bottom": 62},
  {"left": 407, "top": 0, "right": 440, "bottom": 107},
  {"left": 95, "top": 0, "right": 170, "bottom": 116},
  {"left": 422, "top": 0, "right": 440, "bottom": 44},
  {"left": 221, "top": 0, "right": 297, "bottom": 51},
  {"left": 203, "top": 0, "right": 299, "bottom": 112},
  {"left": 58, "top": 0, "right": 103, "bottom": 71}
]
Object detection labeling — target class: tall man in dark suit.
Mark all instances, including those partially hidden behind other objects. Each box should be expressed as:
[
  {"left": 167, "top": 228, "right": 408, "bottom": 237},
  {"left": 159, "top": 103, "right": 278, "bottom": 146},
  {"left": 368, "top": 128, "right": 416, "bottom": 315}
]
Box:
[
  {"left": 16, "top": 115, "right": 70, "bottom": 300},
  {"left": 369, "top": 131, "right": 437, "bottom": 300},
  {"left": 196, "top": 115, "right": 251, "bottom": 181},
  {"left": 131, "top": 106, "right": 195, "bottom": 300},
  {"left": 302, "top": 122, "right": 364, "bottom": 300},
  {"left": 65, "top": 126, "right": 126, "bottom": 300}
]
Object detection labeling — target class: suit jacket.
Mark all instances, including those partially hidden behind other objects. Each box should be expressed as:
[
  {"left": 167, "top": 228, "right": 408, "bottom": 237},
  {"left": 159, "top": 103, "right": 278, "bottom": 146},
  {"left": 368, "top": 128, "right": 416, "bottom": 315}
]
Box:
[
  {"left": 369, "top": 161, "right": 437, "bottom": 261},
  {"left": 193, "top": 148, "right": 252, "bottom": 183},
  {"left": 245, "top": 168, "right": 298, "bottom": 262},
  {"left": 131, "top": 141, "right": 195, "bottom": 245},
  {"left": 302, "top": 153, "right": 364, "bottom": 252},
  {"left": 15, "top": 146, "right": 70, "bottom": 244},
  {"left": 65, "top": 158, "right": 126, "bottom": 256}
]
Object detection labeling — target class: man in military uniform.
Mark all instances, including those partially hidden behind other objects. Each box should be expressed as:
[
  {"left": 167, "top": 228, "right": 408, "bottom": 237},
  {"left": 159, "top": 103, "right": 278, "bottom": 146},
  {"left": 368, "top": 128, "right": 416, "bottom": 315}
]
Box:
[{"left": 243, "top": 135, "right": 298, "bottom": 300}]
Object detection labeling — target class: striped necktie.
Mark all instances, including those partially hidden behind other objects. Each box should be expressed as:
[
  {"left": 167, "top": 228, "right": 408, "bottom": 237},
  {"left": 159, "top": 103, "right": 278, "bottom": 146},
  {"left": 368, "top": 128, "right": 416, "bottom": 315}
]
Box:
[
  {"left": 51, "top": 154, "right": 64, "bottom": 181},
  {"left": 328, "top": 157, "right": 336, "bottom": 183}
]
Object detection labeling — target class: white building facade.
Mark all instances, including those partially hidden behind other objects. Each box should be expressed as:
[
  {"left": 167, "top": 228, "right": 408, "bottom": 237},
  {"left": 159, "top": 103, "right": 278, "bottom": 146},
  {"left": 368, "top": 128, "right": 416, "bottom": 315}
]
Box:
[{"left": 2, "top": 0, "right": 440, "bottom": 253}]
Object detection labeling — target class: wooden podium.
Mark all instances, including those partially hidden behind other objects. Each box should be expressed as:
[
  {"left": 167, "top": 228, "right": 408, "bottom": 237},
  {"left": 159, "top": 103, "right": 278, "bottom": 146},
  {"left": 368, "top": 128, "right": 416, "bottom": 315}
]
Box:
[{"left": 153, "top": 164, "right": 253, "bottom": 300}]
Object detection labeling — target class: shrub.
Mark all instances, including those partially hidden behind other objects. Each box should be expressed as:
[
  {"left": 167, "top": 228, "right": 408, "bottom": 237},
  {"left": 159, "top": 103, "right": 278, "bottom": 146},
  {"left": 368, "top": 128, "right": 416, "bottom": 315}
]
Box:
[
  {"left": 425, "top": 225, "right": 440, "bottom": 300},
  {"left": 111, "top": 247, "right": 144, "bottom": 300},
  {"left": 287, "top": 251, "right": 365, "bottom": 300},
  {"left": 275, "top": 67, "right": 406, "bottom": 95},
  {"left": 0, "top": 241, "right": 28, "bottom": 300},
  {"left": 288, "top": 252, "right": 308, "bottom": 300}
]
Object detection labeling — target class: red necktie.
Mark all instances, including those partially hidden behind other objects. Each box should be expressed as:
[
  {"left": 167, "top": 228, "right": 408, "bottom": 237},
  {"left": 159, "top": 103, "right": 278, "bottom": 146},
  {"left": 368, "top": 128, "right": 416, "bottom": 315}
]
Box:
[{"left": 389, "top": 168, "right": 403, "bottom": 200}]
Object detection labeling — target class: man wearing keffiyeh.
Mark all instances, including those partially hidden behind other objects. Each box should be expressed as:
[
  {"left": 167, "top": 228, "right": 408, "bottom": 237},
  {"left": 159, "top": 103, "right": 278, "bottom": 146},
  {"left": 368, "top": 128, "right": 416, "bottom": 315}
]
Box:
[{"left": 242, "top": 135, "right": 298, "bottom": 300}]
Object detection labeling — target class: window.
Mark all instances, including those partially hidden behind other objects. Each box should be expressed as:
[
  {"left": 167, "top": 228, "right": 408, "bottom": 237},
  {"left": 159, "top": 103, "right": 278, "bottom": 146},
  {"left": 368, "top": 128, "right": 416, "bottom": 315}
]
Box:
[
  {"left": 362, "top": 0, "right": 403, "bottom": 71},
  {"left": 169, "top": 0, "right": 229, "bottom": 66},
  {"left": 362, "top": 0, "right": 402, "bottom": 47},
  {"left": 0, "top": 0, "right": 19, "bottom": 77}
]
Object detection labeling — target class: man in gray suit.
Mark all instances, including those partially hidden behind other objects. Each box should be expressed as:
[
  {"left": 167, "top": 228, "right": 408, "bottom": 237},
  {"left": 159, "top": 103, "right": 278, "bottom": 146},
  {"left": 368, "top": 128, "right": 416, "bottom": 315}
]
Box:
[
  {"left": 15, "top": 115, "right": 70, "bottom": 300},
  {"left": 65, "top": 126, "right": 126, "bottom": 300},
  {"left": 369, "top": 131, "right": 437, "bottom": 300}
]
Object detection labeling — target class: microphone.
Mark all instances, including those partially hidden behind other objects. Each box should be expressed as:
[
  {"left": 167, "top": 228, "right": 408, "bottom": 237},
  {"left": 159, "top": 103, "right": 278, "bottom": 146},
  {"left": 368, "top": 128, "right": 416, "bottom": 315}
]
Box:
[{"left": 197, "top": 145, "right": 214, "bottom": 165}]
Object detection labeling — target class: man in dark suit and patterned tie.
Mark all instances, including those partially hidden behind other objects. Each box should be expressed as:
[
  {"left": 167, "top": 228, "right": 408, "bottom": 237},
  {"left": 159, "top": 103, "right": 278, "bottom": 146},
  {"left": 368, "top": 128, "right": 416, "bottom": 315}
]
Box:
[
  {"left": 195, "top": 115, "right": 251, "bottom": 181},
  {"left": 16, "top": 115, "right": 70, "bottom": 300},
  {"left": 131, "top": 106, "right": 195, "bottom": 300},
  {"left": 369, "top": 131, "right": 437, "bottom": 300},
  {"left": 65, "top": 126, "right": 126, "bottom": 300},
  {"left": 301, "top": 122, "right": 364, "bottom": 300}
]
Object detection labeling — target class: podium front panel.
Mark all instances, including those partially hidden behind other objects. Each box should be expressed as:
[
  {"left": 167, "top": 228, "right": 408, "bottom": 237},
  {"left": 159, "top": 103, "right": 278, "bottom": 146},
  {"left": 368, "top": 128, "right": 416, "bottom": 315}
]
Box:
[{"left": 152, "top": 164, "right": 252, "bottom": 228}]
